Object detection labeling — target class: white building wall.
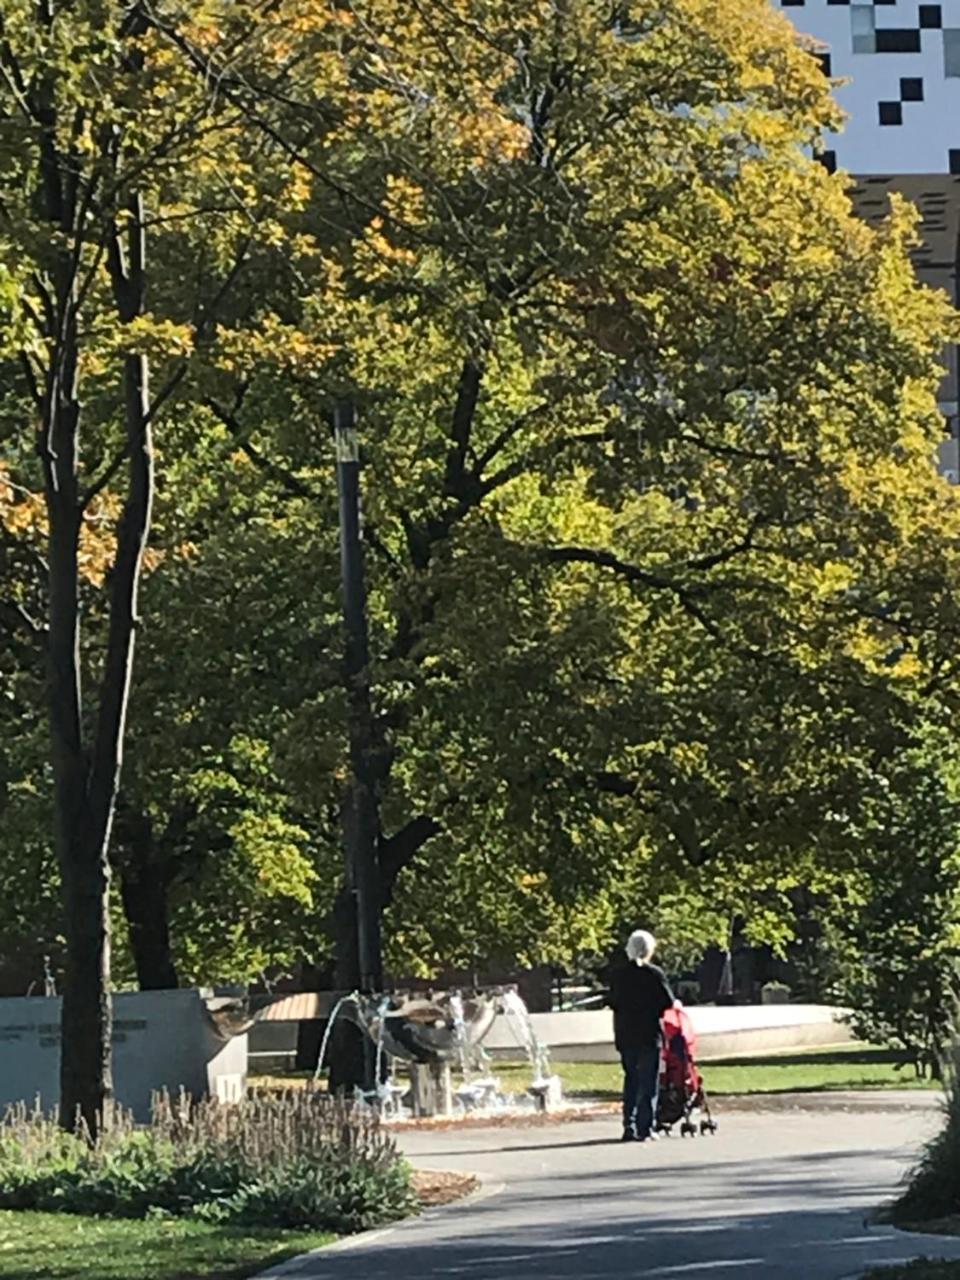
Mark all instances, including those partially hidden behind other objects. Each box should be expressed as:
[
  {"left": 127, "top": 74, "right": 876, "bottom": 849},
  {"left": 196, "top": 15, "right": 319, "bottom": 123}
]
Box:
[
  {"left": 775, "top": 0, "right": 960, "bottom": 175},
  {"left": 776, "top": 0, "right": 960, "bottom": 452}
]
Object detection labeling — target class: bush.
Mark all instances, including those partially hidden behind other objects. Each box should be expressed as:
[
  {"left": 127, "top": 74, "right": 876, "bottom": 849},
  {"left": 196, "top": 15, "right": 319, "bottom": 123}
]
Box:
[
  {"left": 827, "top": 739, "right": 960, "bottom": 1079},
  {"left": 891, "top": 1065, "right": 960, "bottom": 1224},
  {"left": 760, "top": 982, "right": 791, "bottom": 1005},
  {"left": 0, "top": 1092, "right": 416, "bottom": 1233}
]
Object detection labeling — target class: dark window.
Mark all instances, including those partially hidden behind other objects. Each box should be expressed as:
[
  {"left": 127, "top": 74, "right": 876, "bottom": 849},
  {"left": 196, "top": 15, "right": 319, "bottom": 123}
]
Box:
[
  {"left": 875, "top": 28, "right": 921, "bottom": 50},
  {"left": 818, "top": 52, "right": 833, "bottom": 75},
  {"left": 900, "top": 76, "right": 924, "bottom": 99},
  {"left": 950, "top": 149, "right": 960, "bottom": 175},
  {"left": 874, "top": 0, "right": 896, "bottom": 6},
  {"left": 879, "top": 100, "right": 903, "bottom": 123},
  {"left": 781, "top": 0, "right": 804, "bottom": 6},
  {"left": 820, "top": 150, "right": 838, "bottom": 173},
  {"left": 920, "top": 4, "right": 942, "bottom": 25},
  {"left": 827, "top": 0, "right": 850, "bottom": 5}
]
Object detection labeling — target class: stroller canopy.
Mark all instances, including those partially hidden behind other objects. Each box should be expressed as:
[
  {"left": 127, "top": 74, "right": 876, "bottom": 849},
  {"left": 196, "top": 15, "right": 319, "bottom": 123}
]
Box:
[{"left": 662, "top": 1002, "right": 697, "bottom": 1057}]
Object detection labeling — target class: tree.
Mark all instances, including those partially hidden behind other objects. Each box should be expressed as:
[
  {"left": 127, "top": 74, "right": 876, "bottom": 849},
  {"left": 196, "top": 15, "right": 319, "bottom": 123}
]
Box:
[
  {"left": 0, "top": 0, "right": 325, "bottom": 1126},
  {"left": 93, "top": 0, "right": 960, "bottom": 1017},
  {"left": 200, "top": 0, "right": 960, "bottom": 1001},
  {"left": 5, "top": 0, "right": 960, "bottom": 1101}
]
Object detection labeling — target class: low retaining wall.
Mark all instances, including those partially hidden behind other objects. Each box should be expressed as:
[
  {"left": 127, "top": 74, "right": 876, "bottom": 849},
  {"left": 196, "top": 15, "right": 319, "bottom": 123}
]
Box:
[
  {"left": 484, "top": 1004, "right": 854, "bottom": 1063},
  {"left": 0, "top": 989, "right": 247, "bottom": 1119}
]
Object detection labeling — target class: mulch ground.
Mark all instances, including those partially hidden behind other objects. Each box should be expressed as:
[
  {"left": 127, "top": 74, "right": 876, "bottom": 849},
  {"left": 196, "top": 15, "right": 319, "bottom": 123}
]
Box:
[
  {"left": 386, "top": 1089, "right": 938, "bottom": 1135},
  {"left": 389, "top": 1102, "right": 618, "bottom": 1131},
  {"left": 412, "top": 1169, "right": 479, "bottom": 1206}
]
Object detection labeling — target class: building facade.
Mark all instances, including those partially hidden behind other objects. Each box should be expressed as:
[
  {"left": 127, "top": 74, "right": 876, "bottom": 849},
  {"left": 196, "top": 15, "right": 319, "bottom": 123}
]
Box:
[{"left": 775, "top": 0, "right": 960, "bottom": 475}]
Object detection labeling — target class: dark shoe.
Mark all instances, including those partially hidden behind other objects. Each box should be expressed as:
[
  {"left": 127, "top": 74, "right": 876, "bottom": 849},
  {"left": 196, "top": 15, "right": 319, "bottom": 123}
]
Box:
[
  {"left": 637, "top": 1131, "right": 660, "bottom": 1143},
  {"left": 621, "top": 1130, "right": 639, "bottom": 1142}
]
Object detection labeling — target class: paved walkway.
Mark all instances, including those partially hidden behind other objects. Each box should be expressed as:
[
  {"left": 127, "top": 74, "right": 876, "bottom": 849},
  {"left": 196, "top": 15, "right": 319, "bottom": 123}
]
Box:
[{"left": 263, "top": 1102, "right": 960, "bottom": 1279}]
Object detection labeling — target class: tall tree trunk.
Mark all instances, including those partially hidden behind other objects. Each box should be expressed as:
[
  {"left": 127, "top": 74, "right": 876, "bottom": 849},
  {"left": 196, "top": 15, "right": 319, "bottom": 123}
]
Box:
[
  {"left": 327, "top": 882, "right": 367, "bottom": 1090},
  {"left": 329, "top": 404, "right": 382, "bottom": 1092},
  {"left": 30, "top": 26, "right": 115, "bottom": 1131},
  {"left": 118, "top": 858, "right": 178, "bottom": 991},
  {"left": 42, "top": 239, "right": 116, "bottom": 1132},
  {"left": 48, "top": 482, "right": 115, "bottom": 1130},
  {"left": 44, "top": 190, "right": 154, "bottom": 1134}
]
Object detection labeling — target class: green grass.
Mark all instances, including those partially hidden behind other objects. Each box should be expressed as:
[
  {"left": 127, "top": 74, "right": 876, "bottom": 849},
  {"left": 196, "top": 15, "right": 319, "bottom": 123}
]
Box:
[
  {"left": 489, "top": 1046, "right": 938, "bottom": 1099},
  {"left": 253, "top": 1045, "right": 937, "bottom": 1100},
  {"left": 0, "top": 1210, "right": 333, "bottom": 1280}
]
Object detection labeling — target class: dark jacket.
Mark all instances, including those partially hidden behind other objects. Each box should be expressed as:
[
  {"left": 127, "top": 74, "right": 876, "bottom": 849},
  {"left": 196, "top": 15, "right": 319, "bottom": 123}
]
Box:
[{"left": 608, "top": 960, "right": 674, "bottom": 1050}]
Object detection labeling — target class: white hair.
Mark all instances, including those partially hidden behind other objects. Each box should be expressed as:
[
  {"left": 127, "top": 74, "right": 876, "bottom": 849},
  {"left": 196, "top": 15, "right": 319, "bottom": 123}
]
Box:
[{"left": 626, "top": 929, "right": 656, "bottom": 964}]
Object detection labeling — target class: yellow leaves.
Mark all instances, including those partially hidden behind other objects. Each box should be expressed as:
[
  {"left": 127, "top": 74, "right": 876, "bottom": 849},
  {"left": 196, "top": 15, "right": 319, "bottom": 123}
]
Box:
[
  {"left": 813, "top": 560, "right": 855, "bottom": 600},
  {"left": 100, "top": 315, "right": 194, "bottom": 362},
  {"left": 1, "top": 464, "right": 164, "bottom": 589},
  {"left": 670, "top": 741, "right": 709, "bottom": 774},
  {"left": 77, "top": 503, "right": 117, "bottom": 589},
  {"left": 451, "top": 107, "right": 529, "bottom": 166},
  {"left": 356, "top": 216, "right": 417, "bottom": 278},
  {"left": 215, "top": 315, "right": 338, "bottom": 378},
  {"left": 285, "top": 165, "right": 313, "bottom": 211},
  {"left": 844, "top": 620, "right": 921, "bottom": 681},
  {"left": 229, "top": 812, "right": 316, "bottom": 905},
  {"left": 382, "top": 174, "right": 426, "bottom": 228},
  {"left": 350, "top": 179, "right": 432, "bottom": 283},
  {"left": 0, "top": 464, "right": 44, "bottom": 540}
]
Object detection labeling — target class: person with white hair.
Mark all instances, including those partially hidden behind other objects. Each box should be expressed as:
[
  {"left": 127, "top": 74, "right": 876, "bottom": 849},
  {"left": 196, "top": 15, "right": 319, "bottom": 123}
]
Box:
[{"left": 608, "top": 928, "right": 674, "bottom": 1142}]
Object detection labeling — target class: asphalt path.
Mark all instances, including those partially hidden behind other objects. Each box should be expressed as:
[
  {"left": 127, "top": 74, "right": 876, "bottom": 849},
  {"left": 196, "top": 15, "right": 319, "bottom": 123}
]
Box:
[{"left": 263, "top": 1103, "right": 960, "bottom": 1279}]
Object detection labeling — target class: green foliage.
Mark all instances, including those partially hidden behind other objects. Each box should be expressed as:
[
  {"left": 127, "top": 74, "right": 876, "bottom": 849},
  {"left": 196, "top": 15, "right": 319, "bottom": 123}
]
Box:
[
  {"left": 827, "top": 734, "right": 960, "bottom": 1077},
  {"left": 3, "top": 0, "right": 960, "bottom": 994},
  {"left": 892, "top": 1069, "right": 960, "bottom": 1223},
  {"left": 0, "top": 1095, "right": 414, "bottom": 1233}
]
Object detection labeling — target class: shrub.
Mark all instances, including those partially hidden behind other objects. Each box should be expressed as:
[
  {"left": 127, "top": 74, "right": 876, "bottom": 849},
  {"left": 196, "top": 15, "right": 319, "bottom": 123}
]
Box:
[
  {"left": 0, "top": 1091, "right": 416, "bottom": 1232},
  {"left": 760, "top": 982, "right": 791, "bottom": 1005},
  {"left": 891, "top": 1065, "right": 960, "bottom": 1223}
]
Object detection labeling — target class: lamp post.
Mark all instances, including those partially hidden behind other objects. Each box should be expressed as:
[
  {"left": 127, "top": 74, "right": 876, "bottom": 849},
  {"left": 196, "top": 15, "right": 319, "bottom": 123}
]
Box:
[{"left": 334, "top": 399, "right": 383, "bottom": 1086}]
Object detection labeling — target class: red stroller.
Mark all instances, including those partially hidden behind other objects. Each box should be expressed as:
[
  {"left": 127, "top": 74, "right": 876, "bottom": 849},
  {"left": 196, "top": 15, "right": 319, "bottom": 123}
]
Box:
[{"left": 656, "top": 1003, "right": 717, "bottom": 1137}]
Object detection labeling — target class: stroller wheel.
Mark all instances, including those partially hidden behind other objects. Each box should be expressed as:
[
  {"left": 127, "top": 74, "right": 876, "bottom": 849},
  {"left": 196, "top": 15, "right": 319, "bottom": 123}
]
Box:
[
  {"left": 700, "top": 1120, "right": 718, "bottom": 1135},
  {"left": 680, "top": 1121, "right": 696, "bottom": 1137}
]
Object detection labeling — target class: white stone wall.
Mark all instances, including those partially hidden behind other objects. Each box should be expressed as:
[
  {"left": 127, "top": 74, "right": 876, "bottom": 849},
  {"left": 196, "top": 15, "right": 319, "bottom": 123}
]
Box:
[
  {"left": 0, "top": 989, "right": 247, "bottom": 1120},
  {"left": 482, "top": 1004, "right": 854, "bottom": 1063}
]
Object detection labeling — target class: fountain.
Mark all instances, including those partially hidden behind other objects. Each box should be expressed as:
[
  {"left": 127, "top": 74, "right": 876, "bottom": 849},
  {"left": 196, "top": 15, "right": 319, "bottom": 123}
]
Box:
[
  {"left": 308, "top": 985, "right": 562, "bottom": 1119},
  {"left": 498, "top": 987, "right": 563, "bottom": 1112}
]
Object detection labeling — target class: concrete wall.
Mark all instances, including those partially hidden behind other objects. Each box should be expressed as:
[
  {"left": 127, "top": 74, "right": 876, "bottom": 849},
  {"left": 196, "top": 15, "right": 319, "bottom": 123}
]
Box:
[
  {"left": 482, "top": 1004, "right": 855, "bottom": 1063},
  {"left": 0, "top": 990, "right": 247, "bottom": 1120}
]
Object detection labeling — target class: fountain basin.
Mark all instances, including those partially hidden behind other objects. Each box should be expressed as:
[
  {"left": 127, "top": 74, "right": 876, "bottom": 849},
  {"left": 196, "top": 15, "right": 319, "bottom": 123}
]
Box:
[{"left": 353, "top": 991, "right": 499, "bottom": 1065}]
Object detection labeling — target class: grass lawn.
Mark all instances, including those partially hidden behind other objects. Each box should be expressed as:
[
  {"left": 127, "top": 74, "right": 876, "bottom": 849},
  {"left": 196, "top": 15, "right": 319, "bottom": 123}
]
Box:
[
  {"left": 0, "top": 1211, "right": 333, "bottom": 1280},
  {"left": 487, "top": 1045, "right": 937, "bottom": 1099},
  {"left": 255, "top": 1045, "right": 937, "bottom": 1100}
]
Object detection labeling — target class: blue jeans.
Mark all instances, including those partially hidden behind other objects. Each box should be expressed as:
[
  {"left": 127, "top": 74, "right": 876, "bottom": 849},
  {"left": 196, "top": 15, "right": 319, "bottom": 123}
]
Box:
[{"left": 620, "top": 1044, "right": 661, "bottom": 1138}]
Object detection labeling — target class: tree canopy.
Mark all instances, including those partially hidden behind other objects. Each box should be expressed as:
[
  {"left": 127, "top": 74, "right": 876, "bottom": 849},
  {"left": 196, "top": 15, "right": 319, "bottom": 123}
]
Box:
[{"left": 1, "top": 0, "right": 959, "bottom": 1089}]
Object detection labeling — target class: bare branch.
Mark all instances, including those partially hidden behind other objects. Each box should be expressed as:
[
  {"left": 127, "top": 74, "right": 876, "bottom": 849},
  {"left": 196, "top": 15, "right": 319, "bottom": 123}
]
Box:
[{"left": 0, "top": 596, "right": 44, "bottom": 636}]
